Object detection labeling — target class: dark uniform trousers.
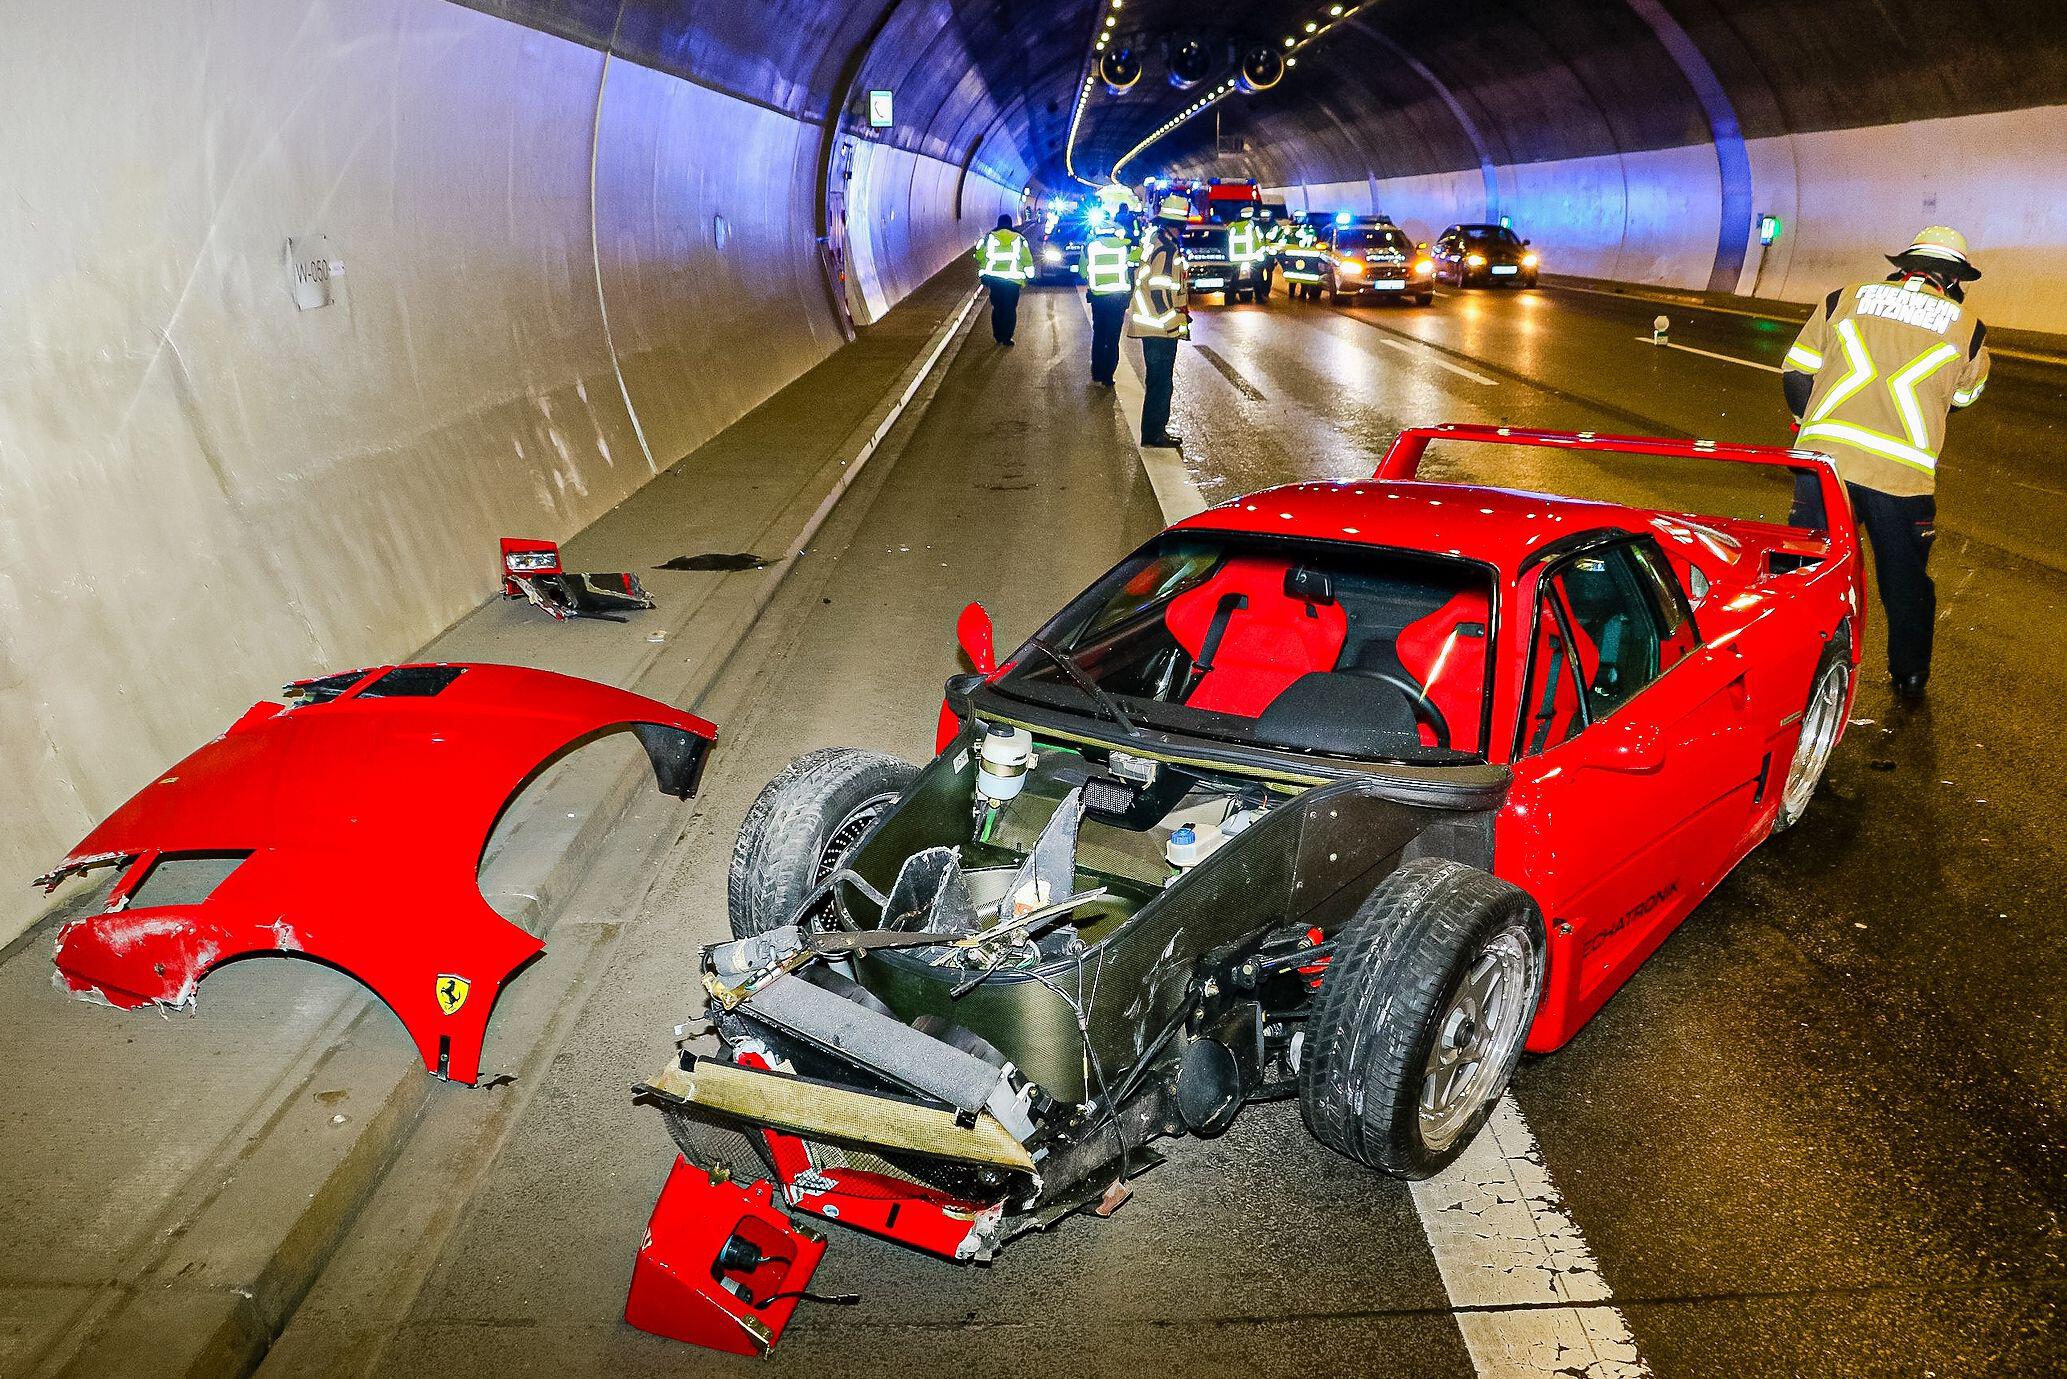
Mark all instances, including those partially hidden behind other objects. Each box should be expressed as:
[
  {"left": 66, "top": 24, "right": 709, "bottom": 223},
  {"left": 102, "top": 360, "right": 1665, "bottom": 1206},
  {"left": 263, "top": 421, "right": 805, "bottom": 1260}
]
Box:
[
  {"left": 1088, "top": 292, "right": 1127, "bottom": 383},
  {"left": 1140, "top": 337, "right": 1178, "bottom": 443},
  {"left": 982, "top": 276, "right": 1021, "bottom": 344},
  {"left": 1790, "top": 474, "right": 1939, "bottom": 683},
  {"left": 1850, "top": 482, "right": 1938, "bottom": 683}
]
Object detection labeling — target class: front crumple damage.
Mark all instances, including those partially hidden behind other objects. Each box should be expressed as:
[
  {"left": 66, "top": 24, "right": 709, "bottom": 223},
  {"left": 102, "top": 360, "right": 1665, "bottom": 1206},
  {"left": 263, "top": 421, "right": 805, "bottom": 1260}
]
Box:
[{"left": 37, "top": 662, "right": 715, "bottom": 1084}]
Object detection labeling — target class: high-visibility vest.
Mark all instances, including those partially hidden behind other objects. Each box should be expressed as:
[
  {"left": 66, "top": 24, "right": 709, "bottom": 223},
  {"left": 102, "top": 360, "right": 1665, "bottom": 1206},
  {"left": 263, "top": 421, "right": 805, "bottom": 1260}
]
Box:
[
  {"left": 975, "top": 228, "right": 1032, "bottom": 282},
  {"left": 1084, "top": 233, "right": 1133, "bottom": 295},
  {"left": 1785, "top": 276, "right": 1990, "bottom": 497},
  {"left": 1228, "top": 219, "right": 1263, "bottom": 265},
  {"left": 1126, "top": 240, "right": 1189, "bottom": 340}
]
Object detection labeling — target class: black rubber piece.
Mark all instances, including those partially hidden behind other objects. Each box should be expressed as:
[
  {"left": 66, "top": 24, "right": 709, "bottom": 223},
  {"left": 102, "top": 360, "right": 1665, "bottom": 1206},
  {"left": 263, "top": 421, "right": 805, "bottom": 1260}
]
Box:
[
  {"left": 1298, "top": 857, "right": 1545, "bottom": 1178},
  {"left": 727, "top": 747, "right": 919, "bottom": 939}
]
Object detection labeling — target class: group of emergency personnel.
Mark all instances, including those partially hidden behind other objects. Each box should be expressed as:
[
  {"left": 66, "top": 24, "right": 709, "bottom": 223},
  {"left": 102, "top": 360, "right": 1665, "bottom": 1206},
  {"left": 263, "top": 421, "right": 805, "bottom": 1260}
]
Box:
[
  {"left": 979, "top": 206, "right": 1991, "bottom": 698},
  {"left": 975, "top": 193, "right": 1196, "bottom": 448}
]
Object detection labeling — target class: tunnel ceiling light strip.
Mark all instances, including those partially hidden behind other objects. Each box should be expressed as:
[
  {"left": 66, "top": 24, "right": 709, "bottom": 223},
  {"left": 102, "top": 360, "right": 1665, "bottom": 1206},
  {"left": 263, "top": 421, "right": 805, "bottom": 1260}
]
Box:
[
  {"left": 1108, "top": 0, "right": 1370, "bottom": 183},
  {"left": 1064, "top": 0, "right": 1129, "bottom": 187}
]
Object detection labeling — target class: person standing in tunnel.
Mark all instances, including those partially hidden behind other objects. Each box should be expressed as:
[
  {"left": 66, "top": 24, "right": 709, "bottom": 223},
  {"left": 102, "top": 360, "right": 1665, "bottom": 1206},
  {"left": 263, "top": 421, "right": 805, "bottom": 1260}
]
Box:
[
  {"left": 1782, "top": 226, "right": 1991, "bottom": 702},
  {"left": 1127, "top": 195, "right": 1193, "bottom": 449},
  {"left": 975, "top": 214, "right": 1033, "bottom": 346},
  {"left": 1083, "top": 208, "right": 1137, "bottom": 387}
]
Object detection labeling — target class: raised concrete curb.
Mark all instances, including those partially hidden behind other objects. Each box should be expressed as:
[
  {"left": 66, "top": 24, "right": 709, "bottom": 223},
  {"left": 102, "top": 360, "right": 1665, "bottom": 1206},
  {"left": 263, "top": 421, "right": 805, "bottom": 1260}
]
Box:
[{"left": 2, "top": 273, "right": 983, "bottom": 1379}]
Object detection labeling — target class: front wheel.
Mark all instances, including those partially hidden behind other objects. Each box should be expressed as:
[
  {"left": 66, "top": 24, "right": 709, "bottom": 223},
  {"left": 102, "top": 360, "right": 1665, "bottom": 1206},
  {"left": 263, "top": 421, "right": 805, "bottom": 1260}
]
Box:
[
  {"left": 1415, "top": 292, "right": 1434, "bottom": 306},
  {"left": 727, "top": 747, "right": 919, "bottom": 938},
  {"left": 1300, "top": 858, "right": 1545, "bottom": 1177}
]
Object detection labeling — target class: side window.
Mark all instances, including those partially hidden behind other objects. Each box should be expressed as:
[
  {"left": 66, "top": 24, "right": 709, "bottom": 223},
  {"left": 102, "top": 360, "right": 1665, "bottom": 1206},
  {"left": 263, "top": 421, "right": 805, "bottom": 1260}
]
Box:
[
  {"left": 1628, "top": 541, "right": 1700, "bottom": 669},
  {"left": 1520, "top": 589, "right": 1585, "bottom": 756},
  {"left": 1547, "top": 546, "right": 1669, "bottom": 722}
]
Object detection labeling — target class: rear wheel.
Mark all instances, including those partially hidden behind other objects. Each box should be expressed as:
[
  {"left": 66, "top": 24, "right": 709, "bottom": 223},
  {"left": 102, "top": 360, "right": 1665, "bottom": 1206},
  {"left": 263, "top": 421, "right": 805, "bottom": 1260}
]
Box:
[
  {"left": 1300, "top": 858, "right": 1545, "bottom": 1177},
  {"left": 1773, "top": 641, "right": 1850, "bottom": 833},
  {"left": 727, "top": 747, "right": 919, "bottom": 938}
]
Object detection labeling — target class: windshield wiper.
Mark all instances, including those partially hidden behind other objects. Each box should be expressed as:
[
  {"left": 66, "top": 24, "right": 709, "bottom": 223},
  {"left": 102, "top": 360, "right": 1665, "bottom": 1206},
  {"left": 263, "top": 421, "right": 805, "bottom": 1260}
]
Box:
[{"left": 1020, "top": 637, "right": 1140, "bottom": 737}]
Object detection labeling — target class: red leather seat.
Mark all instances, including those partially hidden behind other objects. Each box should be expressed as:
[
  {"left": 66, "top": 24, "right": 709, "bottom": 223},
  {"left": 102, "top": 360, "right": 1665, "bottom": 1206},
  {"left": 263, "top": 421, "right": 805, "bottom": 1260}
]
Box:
[
  {"left": 1394, "top": 588, "right": 1492, "bottom": 751},
  {"left": 1165, "top": 557, "right": 1347, "bottom": 718}
]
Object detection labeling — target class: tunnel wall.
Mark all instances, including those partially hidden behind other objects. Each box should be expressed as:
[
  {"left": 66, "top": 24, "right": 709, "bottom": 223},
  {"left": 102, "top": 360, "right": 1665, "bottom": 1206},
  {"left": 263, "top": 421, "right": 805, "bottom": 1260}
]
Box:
[
  {"left": 1264, "top": 103, "right": 2067, "bottom": 330},
  {"left": 0, "top": 0, "right": 1014, "bottom": 945},
  {"left": 1144, "top": 1, "right": 2067, "bottom": 336}
]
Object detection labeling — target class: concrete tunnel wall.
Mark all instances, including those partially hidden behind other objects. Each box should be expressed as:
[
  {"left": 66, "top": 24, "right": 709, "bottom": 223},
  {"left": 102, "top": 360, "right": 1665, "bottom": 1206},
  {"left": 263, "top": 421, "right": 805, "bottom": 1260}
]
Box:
[
  {"left": 1153, "top": 0, "right": 2067, "bottom": 334},
  {"left": 0, "top": 0, "right": 1021, "bottom": 946}
]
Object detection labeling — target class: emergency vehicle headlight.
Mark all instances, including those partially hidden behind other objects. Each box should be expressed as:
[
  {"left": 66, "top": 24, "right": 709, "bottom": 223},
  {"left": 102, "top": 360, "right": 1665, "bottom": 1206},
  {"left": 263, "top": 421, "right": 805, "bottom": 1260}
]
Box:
[
  {"left": 1413, "top": 259, "right": 1434, "bottom": 275},
  {"left": 1523, "top": 252, "right": 1539, "bottom": 267},
  {"left": 1043, "top": 246, "right": 1064, "bottom": 264},
  {"left": 1337, "top": 260, "right": 1364, "bottom": 275},
  {"left": 1467, "top": 253, "right": 1486, "bottom": 266}
]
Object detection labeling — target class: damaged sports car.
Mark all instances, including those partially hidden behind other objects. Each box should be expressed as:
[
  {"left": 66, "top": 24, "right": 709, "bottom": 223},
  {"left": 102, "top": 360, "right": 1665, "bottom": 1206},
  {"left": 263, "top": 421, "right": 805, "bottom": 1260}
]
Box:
[
  {"left": 37, "top": 663, "right": 713, "bottom": 1085},
  {"left": 628, "top": 425, "right": 1862, "bottom": 1355}
]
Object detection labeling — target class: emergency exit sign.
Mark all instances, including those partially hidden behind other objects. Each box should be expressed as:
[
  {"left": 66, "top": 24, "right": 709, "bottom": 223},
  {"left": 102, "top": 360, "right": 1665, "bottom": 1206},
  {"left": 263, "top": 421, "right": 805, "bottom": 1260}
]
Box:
[{"left": 867, "top": 89, "right": 894, "bottom": 128}]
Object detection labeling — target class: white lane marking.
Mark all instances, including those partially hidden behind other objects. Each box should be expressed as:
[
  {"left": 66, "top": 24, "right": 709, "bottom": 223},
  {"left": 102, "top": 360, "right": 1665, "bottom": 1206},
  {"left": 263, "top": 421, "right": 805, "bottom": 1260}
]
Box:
[
  {"left": 1634, "top": 336, "right": 1782, "bottom": 374},
  {"left": 1088, "top": 321, "right": 1648, "bottom": 1376},
  {"left": 1081, "top": 294, "right": 1208, "bottom": 520},
  {"left": 1558, "top": 279, "right": 2067, "bottom": 367},
  {"left": 1376, "top": 333, "right": 1499, "bottom": 385},
  {"left": 1412, "top": 1100, "right": 1651, "bottom": 1377}
]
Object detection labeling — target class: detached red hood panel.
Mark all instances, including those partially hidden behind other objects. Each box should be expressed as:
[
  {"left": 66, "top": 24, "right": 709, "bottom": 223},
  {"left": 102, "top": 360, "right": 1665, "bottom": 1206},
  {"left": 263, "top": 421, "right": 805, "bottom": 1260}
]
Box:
[{"left": 41, "top": 664, "right": 715, "bottom": 1084}]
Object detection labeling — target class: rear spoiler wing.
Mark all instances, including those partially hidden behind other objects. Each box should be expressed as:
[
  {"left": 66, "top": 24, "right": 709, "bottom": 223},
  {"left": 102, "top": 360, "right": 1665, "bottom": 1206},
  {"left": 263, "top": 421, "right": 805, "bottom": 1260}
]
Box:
[{"left": 1374, "top": 424, "right": 1852, "bottom": 545}]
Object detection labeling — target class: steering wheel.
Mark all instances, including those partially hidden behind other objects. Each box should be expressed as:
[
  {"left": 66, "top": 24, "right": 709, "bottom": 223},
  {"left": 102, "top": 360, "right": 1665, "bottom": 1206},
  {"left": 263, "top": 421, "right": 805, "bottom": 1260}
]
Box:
[{"left": 1363, "top": 669, "right": 1451, "bottom": 750}]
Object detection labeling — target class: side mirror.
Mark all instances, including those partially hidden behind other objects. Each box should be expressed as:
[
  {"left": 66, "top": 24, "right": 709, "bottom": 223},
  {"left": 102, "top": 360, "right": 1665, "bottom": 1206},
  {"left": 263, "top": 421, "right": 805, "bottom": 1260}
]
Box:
[
  {"left": 956, "top": 600, "right": 997, "bottom": 675},
  {"left": 1523, "top": 238, "right": 1532, "bottom": 246},
  {"left": 1581, "top": 718, "right": 1666, "bottom": 773}
]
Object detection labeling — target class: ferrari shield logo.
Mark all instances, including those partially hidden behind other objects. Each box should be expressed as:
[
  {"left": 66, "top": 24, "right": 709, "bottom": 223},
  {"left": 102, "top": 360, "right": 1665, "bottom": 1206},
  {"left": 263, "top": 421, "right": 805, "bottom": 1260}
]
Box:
[{"left": 435, "top": 975, "right": 470, "bottom": 1016}]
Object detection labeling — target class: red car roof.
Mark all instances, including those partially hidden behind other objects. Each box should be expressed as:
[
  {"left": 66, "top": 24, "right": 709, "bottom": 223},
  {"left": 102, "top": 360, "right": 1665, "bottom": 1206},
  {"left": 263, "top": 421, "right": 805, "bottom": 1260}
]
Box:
[{"left": 1173, "top": 480, "right": 1646, "bottom": 576}]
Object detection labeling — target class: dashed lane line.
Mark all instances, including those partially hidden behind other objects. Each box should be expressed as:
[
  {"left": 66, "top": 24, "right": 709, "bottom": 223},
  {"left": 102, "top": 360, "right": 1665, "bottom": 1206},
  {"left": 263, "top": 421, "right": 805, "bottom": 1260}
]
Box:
[
  {"left": 1375, "top": 333, "right": 1500, "bottom": 385},
  {"left": 1087, "top": 300, "right": 1652, "bottom": 1377},
  {"left": 1633, "top": 336, "right": 1783, "bottom": 373}
]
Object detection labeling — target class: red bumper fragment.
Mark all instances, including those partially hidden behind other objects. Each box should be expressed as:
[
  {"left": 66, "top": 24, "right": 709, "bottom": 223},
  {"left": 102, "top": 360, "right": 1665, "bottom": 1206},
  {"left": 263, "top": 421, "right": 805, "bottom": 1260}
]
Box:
[{"left": 626, "top": 1158, "right": 827, "bottom": 1357}]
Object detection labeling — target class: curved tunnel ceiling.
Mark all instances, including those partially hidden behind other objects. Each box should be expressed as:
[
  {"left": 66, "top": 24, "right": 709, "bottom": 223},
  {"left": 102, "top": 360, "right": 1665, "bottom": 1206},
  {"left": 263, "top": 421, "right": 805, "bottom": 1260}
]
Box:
[{"left": 461, "top": 2, "right": 2067, "bottom": 202}]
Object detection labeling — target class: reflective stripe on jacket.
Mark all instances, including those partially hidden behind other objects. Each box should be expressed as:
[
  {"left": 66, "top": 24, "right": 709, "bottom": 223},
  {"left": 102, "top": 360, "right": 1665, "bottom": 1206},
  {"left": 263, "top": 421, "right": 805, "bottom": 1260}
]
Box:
[
  {"left": 974, "top": 229, "right": 1033, "bottom": 282},
  {"left": 1227, "top": 219, "right": 1264, "bottom": 265},
  {"left": 1125, "top": 239, "right": 1189, "bottom": 340},
  {"left": 1785, "top": 276, "right": 1990, "bottom": 497},
  {"left": 1084, "top": 233, "right": 1134, "bottom": 295}
]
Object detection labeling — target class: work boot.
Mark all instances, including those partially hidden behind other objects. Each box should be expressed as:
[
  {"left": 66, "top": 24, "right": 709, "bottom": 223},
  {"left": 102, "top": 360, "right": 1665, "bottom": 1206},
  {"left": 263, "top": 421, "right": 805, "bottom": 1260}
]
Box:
[
  {"left": 1142, "top": 433, "right": 1182, "bottom": 449},
  {"left": 1891, "top": 673, "right": 1928, "bottom": 702}
]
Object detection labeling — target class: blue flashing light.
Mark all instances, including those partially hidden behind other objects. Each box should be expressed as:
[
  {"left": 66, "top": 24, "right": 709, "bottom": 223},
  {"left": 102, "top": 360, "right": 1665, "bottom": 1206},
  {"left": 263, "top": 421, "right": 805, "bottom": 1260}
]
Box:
[
  {"left": 1758, "top": 213, "right": 1784, "bottom": 247},
  {"left": 1334, "top": 211, "right": 1353, "bottom": 226},
  {"left": 1499, "top": 215, "right": 1512, "bottom": 229}
]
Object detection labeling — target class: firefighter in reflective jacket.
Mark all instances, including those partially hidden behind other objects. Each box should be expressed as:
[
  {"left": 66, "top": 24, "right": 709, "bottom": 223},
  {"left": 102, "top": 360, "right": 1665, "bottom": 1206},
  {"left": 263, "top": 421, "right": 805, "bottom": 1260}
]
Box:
[
  {"left": 1084, "top": 211, "right": 1136, "bottom": 387},
  {"left": 1783, "top": 226, "right": 1991, "bottom": 700},
  {"left": 1126, "top": 195, "right": 1191, "bottom": 449},
  {"left": 974, "top": 215, "right": 1033, "bottom": 346},
  {"left": 1227, "top": 215, "right": 1269, "bottom": 300}
]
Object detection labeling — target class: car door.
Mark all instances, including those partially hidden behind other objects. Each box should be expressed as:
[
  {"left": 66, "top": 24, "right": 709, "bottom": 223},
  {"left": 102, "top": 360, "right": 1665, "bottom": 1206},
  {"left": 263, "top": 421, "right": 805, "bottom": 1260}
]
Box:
[{"left": 1497, "top": 538, "right": 1767, "bottom": 1048}]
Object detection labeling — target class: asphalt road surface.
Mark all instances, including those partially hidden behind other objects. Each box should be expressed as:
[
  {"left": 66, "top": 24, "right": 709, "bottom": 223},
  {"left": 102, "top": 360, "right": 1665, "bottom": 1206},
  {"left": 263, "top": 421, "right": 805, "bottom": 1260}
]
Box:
[{"left": 271, "top": 279, "right": 2066, "bottom": 1378}]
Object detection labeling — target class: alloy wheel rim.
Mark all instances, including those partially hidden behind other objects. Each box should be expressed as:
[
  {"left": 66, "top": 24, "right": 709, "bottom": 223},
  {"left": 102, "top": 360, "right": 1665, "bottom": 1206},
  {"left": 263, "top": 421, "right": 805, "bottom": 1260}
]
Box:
[
  {"left": 1782, "top": 662, "right": 1847, "bottom": 821},
  {"left": 1419, "top": 929, "right": 1533, "bottom": 1151},
  {"left": 808, "top": 791, "right": 899, "bottom": 928}
]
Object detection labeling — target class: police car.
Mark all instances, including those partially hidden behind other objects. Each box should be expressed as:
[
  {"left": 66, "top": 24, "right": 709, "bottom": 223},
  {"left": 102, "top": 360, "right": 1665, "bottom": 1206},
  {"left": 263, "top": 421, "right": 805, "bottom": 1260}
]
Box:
[
  {"left": 1179, "top": 221, "right": 1269, "bottom": 304},
  {"left": 1280, "top": 216, "right": 1436, "bottom": 306}
]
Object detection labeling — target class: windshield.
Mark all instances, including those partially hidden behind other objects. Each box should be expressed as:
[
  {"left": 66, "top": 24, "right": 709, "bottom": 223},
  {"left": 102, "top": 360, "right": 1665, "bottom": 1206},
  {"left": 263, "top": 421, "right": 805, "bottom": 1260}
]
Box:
[
  {"left": 1335, "top": 227, "right": 1410, "bottom": 253},
  {"left": 994, "top": 533, "right": 1497, "bottom": 765},
  {"left": 1461, "top": 226, "right": 1520, "bottom": 245},
  {"left": 1180, "top": 227, "right": 1226, "bottom": 249}
]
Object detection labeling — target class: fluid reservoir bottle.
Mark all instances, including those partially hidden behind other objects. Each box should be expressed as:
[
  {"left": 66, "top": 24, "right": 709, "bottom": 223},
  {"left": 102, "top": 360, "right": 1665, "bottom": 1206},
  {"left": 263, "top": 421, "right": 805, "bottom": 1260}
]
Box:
[
  {"left": 1166, "top": 821, "right": 1223, "bottom": 874},
  {"left": 976, "top": 723, "right": 1033, "bottom": 805}
]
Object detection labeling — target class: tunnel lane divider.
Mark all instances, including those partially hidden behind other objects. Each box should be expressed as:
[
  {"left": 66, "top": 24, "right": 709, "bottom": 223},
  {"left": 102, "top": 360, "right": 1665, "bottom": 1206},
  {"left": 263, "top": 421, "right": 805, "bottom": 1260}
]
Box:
[
  {"left": 1101, "top": 305, "right": 1653, "bottom": 1378},
  {"left": 1633, "top": 337, "right": 1783, "bottom": 374}
]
